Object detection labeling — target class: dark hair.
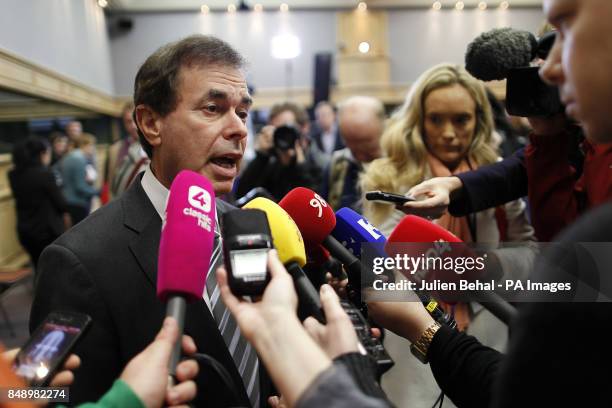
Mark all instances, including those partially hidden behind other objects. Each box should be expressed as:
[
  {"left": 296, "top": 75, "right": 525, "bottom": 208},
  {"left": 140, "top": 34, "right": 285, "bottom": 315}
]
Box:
[
  {"left": 269, "top": 101, "right": 310, "bottom": 128},
  {"left": 133, "top": 35, "right": 246, "bottom": 158},
  {"left": 12, "top": 137, "right": 50, "bottom": 171}
]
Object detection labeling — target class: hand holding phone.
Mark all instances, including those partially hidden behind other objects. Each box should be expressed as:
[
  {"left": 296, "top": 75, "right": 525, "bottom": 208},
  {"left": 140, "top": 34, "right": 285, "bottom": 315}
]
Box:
[
  {"left": 13, "top": 311, "right": 91, "bottom": 386},
  {"left": 365, "top": 191, "right": 415, "bottom": 205}
]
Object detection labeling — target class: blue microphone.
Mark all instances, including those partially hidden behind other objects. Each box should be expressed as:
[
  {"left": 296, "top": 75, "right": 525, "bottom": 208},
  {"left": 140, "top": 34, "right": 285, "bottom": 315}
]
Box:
[
  {"left": 332, "top": 207, "right": 386, "bottom": 258},
  {"left": 332, "top": 207, "right": 456, "bottom": 329}
]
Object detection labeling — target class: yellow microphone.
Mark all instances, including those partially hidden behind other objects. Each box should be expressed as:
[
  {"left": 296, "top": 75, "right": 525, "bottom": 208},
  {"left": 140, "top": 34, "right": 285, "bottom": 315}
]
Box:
[{"left": 244, "top": 198, "right": 324, "bottom": 322}]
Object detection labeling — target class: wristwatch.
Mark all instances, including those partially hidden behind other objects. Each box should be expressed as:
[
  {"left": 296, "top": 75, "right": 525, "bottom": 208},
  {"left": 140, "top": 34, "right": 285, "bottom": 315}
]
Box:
[{"left": 410, "top": 322, "right": 442, "bottom": 364}]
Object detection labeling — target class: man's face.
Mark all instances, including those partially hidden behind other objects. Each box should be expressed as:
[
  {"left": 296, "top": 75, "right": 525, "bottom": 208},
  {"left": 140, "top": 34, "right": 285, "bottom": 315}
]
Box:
[
  {"left": 270, "top": 110, "right": 298, "bottom": 166},
  {"left": 340, "top": 117, "right": 383, "bottom": 163},
  {"left": 66, "top": 122, "right": 82, "bottom": 139},
  {"left": 542, "top": 0, "right": 612, "bottom": 143},
  {"left": 153, "top": 64, "right": 250, "bottom": 194},
  {"left": 315, "top": 105, "right": 335, "bottom": 132},
  {"left": 122, "top": 108, "right": 139, "bottom": 140}
]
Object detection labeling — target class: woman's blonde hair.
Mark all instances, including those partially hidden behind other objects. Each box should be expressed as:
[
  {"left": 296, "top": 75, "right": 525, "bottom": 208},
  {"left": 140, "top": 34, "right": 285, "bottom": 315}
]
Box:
[{"left": 361, "top": 63, "right": 497, "bottom": 226}]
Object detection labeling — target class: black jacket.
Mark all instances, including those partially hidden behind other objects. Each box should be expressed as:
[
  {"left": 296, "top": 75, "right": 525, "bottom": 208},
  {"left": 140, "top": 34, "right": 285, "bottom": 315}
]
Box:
[
  {"left": 30, "top": 177, "right": 272, "bottom": 407},
  {"left": 8, "top": 166, "right": 67, "bottom": 241},
  {"left": 236, "top": 151, "right": 322, "bottom": 201}
]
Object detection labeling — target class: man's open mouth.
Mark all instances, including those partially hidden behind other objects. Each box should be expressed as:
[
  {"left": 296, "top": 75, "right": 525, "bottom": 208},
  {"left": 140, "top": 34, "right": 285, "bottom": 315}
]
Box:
[{"left": 210, "top": 156, "right": 238, "bottom": 169}]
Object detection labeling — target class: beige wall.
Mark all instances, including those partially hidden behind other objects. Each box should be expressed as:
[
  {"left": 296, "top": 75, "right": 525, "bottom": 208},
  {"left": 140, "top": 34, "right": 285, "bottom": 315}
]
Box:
[{"left": 0, "top": 154, "right": 28, "bottom": 269}]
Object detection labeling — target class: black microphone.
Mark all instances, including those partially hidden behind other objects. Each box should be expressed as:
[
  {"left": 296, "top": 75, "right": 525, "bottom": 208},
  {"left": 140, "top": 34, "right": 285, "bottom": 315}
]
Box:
[
  {"left": 221, "top": 209, "right": 273, "bottom": 297},
  {"left": 465, "top": 27, "right": 538, "bottom": 81}
]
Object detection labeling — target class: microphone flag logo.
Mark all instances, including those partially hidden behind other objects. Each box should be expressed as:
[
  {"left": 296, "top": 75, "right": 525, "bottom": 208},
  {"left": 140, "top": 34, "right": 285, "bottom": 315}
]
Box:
[{"left": 188, "top": 185, "right": 212, "bottom": 213}]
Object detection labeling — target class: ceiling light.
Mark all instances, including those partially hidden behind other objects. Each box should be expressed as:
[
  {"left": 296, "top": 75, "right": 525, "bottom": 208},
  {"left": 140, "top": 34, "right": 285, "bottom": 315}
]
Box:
[
  {"left": 228, "top": 4, "right": 236, "bottom": 12},
  {"left": 358, "top": 42, "right": 370, "bottom": 54},
  {"left": 97, "top": 0, "right": 108, "bottom": 8},
  {"left": 254, "top": 3, "right": 263, "bottom": 12},
  {"left": 455, "top": 1, "right": 464, "bottom": 10},
  {"left": 478, "top": 2, "right": 487, "bottom": 10},
  {"left": 357, "top": 2, "right": 367, "bottom": 11},
  {"left": 432, "top": 1, "right": 442, "bottom": 11},
  {"left": 200, "top": 4, "right": 209, "bottom": 13},
  {"left": 500, "top": 1, "right": 509, "bottom": 9},
  {"left": 280, "top": 3, "right": 289, "bottom": 12}
]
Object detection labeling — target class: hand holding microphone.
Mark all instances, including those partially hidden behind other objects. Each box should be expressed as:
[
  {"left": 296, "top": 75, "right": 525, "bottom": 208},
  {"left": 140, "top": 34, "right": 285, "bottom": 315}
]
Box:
[
  {"left": 244, "top": 197, "right": 325, "bottom": 322},
  {"left": 119, "top": 317, "right": 199, "bottom": 408},
  {"left": 157, "top": 170, "right": 216, "bottom": 379}
]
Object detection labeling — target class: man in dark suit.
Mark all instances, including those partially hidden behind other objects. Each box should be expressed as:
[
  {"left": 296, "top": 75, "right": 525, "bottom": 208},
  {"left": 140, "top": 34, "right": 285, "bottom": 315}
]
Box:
[
  {"left": 311, "top": 101, "right": 344, "bottom": 161},
  {"left": 30, "top": 35, "right": 270, "bottom": 407}
]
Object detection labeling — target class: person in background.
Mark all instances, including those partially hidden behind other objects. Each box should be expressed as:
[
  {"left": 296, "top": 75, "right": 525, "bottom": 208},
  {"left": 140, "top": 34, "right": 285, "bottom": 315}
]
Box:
[
  {"left": 360, "top": 63, "right": 535, "bottom": 408},
  {"left": 107, "top": 101, "right": 149, "bottom": 199},
  {"left": 320, "top": 96, "right": 384, "bottom": 212},
  {"left": 58, "top": 133, "right": 99, "bottom": 224},
  {"left": 237, "top": 101, "right": 323, "bottom": 201},
  {"left": 65, "top": 120, "right": 83, "bottom": 144},
  {"left": 49, "top": 132, "right": 69, "bottom": 166},
  {"left": 311, "top": 101, "right": 344, "bottom": 161},
  {"left": 8, "top": 137, "right": 70, "bottom": 268}
]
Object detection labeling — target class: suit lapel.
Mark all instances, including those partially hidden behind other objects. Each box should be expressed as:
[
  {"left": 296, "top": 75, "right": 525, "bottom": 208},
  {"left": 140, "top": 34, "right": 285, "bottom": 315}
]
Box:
[{"left": 121, "top": 178, "right": 161, "bottom": 288}]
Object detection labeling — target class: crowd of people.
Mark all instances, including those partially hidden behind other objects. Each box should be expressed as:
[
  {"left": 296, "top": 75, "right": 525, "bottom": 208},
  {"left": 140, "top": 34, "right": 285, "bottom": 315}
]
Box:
[{"left": 3, "top": 0, "right": 612, "bottom": 407}]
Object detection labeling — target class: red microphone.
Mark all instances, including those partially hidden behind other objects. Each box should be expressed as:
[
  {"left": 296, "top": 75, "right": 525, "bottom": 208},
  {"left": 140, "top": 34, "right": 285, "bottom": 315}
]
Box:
[
  {"left": 279, "top": 188, "right": 362, "bottom": 294},
  {"left": 158, "top": 170, "right": 216, "bottom": 376},
  {"left": 386, "top": 215, "right": 517, "bottom": 325}
]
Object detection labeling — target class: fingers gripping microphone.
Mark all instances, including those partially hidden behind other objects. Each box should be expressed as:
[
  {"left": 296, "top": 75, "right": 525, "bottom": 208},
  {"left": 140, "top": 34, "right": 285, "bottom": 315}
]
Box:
[
  {"left": 279, "top": 188, "right": 362, "bottom": 290},
  {"left": 244, "top": 198, "right": 325, "bottom": 323},
  {"left": 386, "top": 215, "right": 518, "bottom": 325},
  {"left": 333, "top": 208, "right": 456, "bottom": 328},
  {"left": 158, "top": 170, "right": 216, "bottom": 377}
]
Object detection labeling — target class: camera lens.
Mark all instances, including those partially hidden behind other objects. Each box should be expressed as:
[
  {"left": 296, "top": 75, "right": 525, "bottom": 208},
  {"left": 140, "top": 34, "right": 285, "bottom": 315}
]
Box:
[{"left": 273, "top": 125, "right": 300, "bottom": 151}]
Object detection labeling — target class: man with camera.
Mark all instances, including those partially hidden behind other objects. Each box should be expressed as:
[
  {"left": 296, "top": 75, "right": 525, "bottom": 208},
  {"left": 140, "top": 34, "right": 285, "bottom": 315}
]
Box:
[{"left": 236, "top": 101, "right": 323, "bottom": 201}]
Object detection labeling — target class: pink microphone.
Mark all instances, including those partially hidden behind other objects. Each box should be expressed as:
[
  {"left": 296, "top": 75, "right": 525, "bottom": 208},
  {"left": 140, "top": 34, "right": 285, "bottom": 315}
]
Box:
[{"left": 158, "top": 170, "right": 216, "bottom": 376}]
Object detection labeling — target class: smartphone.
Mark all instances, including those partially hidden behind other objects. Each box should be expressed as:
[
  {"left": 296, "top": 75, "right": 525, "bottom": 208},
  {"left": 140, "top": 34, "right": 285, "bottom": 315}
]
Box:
[
  {"left": 13, "top": 311, "right": 91, "bottom": 386},
  {"left": 365, "top": 191, "right": 415, "bottom": 204}
]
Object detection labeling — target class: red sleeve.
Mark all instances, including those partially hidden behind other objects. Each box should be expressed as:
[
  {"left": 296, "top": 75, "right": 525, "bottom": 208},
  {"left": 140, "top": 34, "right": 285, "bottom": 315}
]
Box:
[{"left": 525, "top": 131, "right": 580, "bottom": 241}]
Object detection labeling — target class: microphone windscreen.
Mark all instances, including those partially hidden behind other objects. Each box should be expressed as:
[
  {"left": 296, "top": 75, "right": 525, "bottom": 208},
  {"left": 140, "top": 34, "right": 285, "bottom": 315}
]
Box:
[
  {"left": 157, "top": 170, "right": 216, "bottom": 302},
  {"left": 332, "top": 208, "right": 387, "bottom": 258},
  {"left": 387, "top": 215, "right": 462, "bottom": 246},
  {"left": 244, "top": 198, "right": 307, "bottom": 267},
  {"left": 279, "top": 187, "right": 336, "bottom": 245},
  {"left": 465, "top": 27, "right": 537, "bottom": 81}
]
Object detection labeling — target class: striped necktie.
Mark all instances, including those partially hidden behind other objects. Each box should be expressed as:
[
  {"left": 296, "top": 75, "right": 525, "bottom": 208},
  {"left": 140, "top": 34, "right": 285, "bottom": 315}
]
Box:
[{"left": 206, "top": 230, "right": 260, "bottom": 408}]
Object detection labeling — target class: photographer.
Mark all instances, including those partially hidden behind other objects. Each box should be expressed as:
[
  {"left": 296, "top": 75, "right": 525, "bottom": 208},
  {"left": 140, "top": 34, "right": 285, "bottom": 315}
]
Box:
[{"left": 236, "top": 102, "right": 323, "bottom": 201}]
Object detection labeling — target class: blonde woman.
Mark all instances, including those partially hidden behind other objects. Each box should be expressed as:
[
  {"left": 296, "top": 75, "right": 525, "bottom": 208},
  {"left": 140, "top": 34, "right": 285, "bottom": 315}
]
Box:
[{"left": 361, "top": 63, "right": 535, "bottom": 408}]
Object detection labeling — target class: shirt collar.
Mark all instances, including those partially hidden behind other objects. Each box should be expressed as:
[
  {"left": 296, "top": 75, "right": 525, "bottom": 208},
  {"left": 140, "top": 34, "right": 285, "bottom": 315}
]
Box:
[
  {"left": 141, "top": 165, "right": 220, "bottom": 236},
  {"left": 141, "top": 164, "right": 168, "bottom": 221}
]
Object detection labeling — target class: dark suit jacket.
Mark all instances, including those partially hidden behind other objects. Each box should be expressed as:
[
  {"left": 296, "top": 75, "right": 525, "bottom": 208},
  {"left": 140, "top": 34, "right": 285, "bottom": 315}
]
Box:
[
  {"left": 311, "top": 127, "right": 344, "bottom": 156},
  {"left": 30, "top": 176, "right": 271, "bottom": 407},
  {"left": 449, "top": 148, "right": 527, "bottom": 216}
]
